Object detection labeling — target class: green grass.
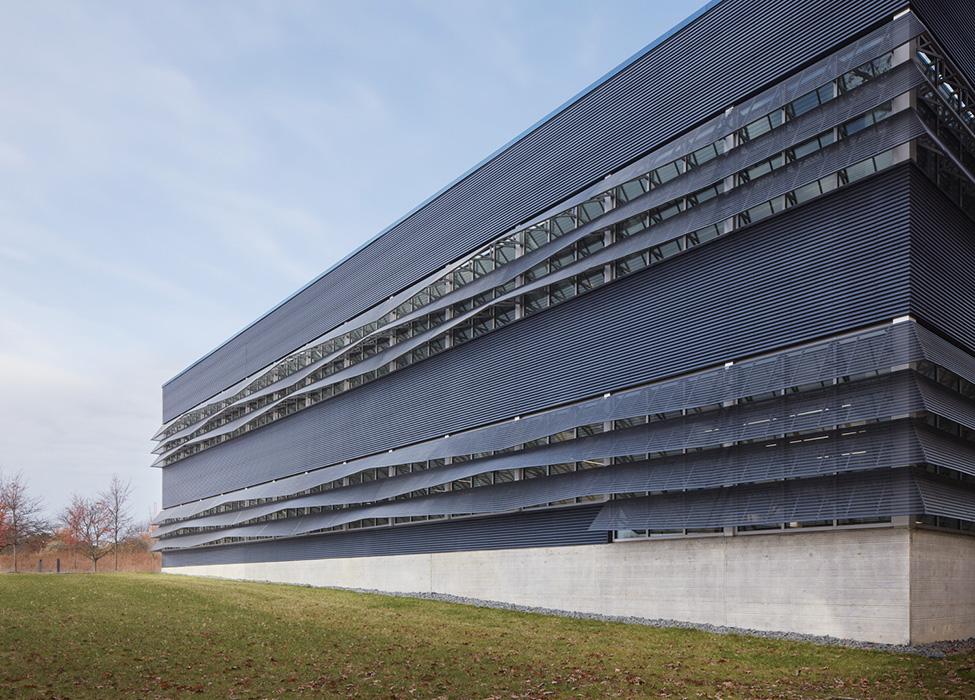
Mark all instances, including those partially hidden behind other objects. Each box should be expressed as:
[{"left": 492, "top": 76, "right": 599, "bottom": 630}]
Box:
[{"left": 1, "top": 574, "right": 973, "bottom": 699}]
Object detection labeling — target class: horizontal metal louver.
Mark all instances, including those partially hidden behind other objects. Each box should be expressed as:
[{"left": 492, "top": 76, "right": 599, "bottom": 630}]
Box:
[
  {"left": 161, "top": 168, "right": 917, "bottom": 506},
  {"left": 156, "top": 320, "right": 923, "bottom": 521},
  {"left": 159, "top": 315, "right": 975, "bottom": 520},
  {"left": 915, "top": 427, "right": 975, "bottom": 477},
  {"left": 161, "top": 504, "right": 608, "bottom": 566},
  {"left": 162, "top": 0, "right": 913, "bottom": 421},
  {"left": 528, "top": 17, "right": 924, "bottom": 224},
  {"left": 156, "top": 369, "right": 975, "bottom": 544},
  {"left": 915, "top": 477, "right": 975, "bottom": 523},
  {"left": 155, "top": 419, "right": 933, "bottom": 538},
  {"left": 586, "top": 468, "right": 967, "bottom": 531},
  {"left": 909, "top": 170, "right": 975, "bottom": 357},
  {"left": 160, "top": 461, "right": 975, "bottom": 550},
  {"left": 912, "top": 0, "right": 975, "bottom": 86},
  {"left": 155, "top": 67, "right": 927, "bottom": 460},
  {"left": 913, "top": 324, "right": 975, "bottom": 387}
]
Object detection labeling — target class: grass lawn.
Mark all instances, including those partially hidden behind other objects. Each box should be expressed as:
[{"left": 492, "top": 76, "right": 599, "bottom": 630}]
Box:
[{"left": 1, "top": 574, "right": 973, "bottom": 699}]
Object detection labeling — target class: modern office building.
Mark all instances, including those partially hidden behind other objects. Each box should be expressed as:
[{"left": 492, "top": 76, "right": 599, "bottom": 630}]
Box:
[{"left": 153, "top": 0, "right": 975, "bottom": 644}]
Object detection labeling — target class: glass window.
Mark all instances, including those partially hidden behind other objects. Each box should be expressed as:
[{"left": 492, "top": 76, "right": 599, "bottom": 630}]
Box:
[
  {"left": 615, "top": 529, "right": 648, "bottom": 540},
  {"left": 549, "top": 278, "right": 576, "bottom": 304},
  {"left": 524, "top": 261, "right": 549, "bottom": 283},
  {"left": 494, "top": 301, "right": 517, "bottom": 327},
  {"left": 739, "top": 115, "right": 771, "bottom": 142},
  {"left": 576, "top": 232, "right": 604, "bottom": 258},
  {"left": 842, "top": 113, "right": 872, "bottom": 137},
  {"left": 453, "top": 263, "right": 475, "bottom": 288},
  {"left": 686, "top": 184, "right": 720, "bottom": 207},
  {"left": 686, "top": 225, "right": 720, "bottom": 248},
  {"left": 652, "top": 161, "right": 682, "bottom": 186},
  {"left": 494, "top": 469, "right": 515, "bottom": 483},
  {"left": 523, "top": 224, "right": 549, "bottom": 251},
  {"left": 617, "top": 214, "right": 648, "bottom": 239},
  {"left": 578, "top": 197, "right": 606, "bottom": 223},
  {"left": 870, "top": 52, "right": 893, "bottom": 75},
  {"left": 686, "top": 142, "right": 722, "bottom": 169},
  {"left": 741, "top": 159, "right": 772, "bottom": 182},
  {"left": 495, "top": 238, "right": 518, "bottom": 265},
  {"left": 792, "top": 133, "right": 828, "bottom": 160},
  {"left": 616, "top": 251, "right": 649, "bottom": 277},
  {"left": 873, "top": 149, "right": 895, "bottom": 171},
  {"left": 745, "top": 201, "right": 774, "bottom": 223},
  {"left": 553, "top": 213, "right": 577, "bottom": 236},
  {"left": 471, "top": 313, "right": 493, "bottom": 338},
  {"left": 576, "top": 267, "right": 605, "bottom": 292},
  {"left": 650, "top": 238, "right": 682, "bottom": 262},
  {"left": 472, "top": 253, "right": 495, "bottom": 278},
  {"left": 549, "top": 246, "right": 575, "bottom": 271},
  {"left": 617, "top": 177, "right": 648, "bottom": 202},
  {"left": 844, "top": 157, "right": 878, "bottom": 183},
  {"left": 649, "top": 201, "right": 680, "bottom": 224},
  {"left": 523, "top": 288, "right": 549, "bottom": 315},
  {"left": 452, "top": 322, "right": 474, "bottom": 344},
  {"left": 788, "top": 90, "right": 820, "bottom": 118}
]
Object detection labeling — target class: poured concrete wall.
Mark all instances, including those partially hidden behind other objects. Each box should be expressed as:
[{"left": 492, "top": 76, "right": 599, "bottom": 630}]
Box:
[
  {"left": 166, "top": 527, "right": 922, "bottom": 644},
  {"left": 910, "top": 529, "right": 975, "bottom": 644}
]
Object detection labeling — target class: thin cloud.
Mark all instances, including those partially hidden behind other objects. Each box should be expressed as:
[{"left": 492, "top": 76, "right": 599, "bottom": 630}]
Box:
[{"left": 0, "top": 0, "right": 708, "bottom": 520}]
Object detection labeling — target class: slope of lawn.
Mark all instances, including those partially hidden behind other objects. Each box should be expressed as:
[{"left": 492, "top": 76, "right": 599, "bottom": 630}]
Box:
[{"left": 1, "top": 573, "right": 973, "bottom": 699}]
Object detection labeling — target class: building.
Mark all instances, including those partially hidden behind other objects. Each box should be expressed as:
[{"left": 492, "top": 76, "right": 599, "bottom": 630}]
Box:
[{"left": 152, "top": 0, "right": 975, "bottom": 645}]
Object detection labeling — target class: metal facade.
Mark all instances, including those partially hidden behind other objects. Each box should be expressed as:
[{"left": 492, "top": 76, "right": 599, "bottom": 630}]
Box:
[
  {"left": 162, "top": 0, "right": 914, "bottom": 421},
  {"left": 161, "top": 168, "right": 914, "bottom": 506},
  {"left": 162, "top": 505, "right": 608, "bottom": 567},
  {"left": 156, "top": 0, "right": 975, "bottom": 566}
]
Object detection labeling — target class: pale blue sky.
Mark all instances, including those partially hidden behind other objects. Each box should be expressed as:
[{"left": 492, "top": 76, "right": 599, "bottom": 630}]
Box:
[{"left": 0, "top": 0, "right": 707, "bottom": 521}]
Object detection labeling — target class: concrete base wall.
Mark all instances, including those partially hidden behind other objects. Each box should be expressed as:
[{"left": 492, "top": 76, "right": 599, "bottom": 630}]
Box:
[
  {"left": 165, "top": 527, "right": 932, "bottom": 644},
  {"left": 910, "top": 529, "right": 975, "bottom": 644}
]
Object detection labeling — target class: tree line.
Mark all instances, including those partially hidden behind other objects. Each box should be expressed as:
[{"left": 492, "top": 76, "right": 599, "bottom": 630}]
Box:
[{"left": 0, "top": 471, "right": 150, "bottom": 572}]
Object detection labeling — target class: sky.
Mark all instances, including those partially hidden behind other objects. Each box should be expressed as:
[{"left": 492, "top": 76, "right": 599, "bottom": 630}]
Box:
[{"left": 0, "top": 0, "right": 707, "bottom": 523}]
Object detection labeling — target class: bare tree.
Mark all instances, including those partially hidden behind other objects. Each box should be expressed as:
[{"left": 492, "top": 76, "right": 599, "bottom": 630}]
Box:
[
  {"left": 0, "top": 471, "right": 46, "bottom": 572},
  {"left": 60, "top": 495, "right": 112, "bottom": 572},
  {"left": 100, "top": 474, "right": 133, "bottom": 571}
]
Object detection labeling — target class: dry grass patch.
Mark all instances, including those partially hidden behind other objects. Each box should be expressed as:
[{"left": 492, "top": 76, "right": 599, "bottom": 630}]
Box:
[{"left": 1, "top": 573, "right": 973, "bottom": 698}]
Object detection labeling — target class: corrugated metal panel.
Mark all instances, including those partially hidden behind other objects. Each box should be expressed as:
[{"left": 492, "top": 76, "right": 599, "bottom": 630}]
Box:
[
  {"left": 156, "top": 369, "right": 925, "bottom": 531},
  {"left": 155, "top": 372, "right": 975, "bottom": 542},
  {"left": 159, "top": 40, "right": 928, "bottom": 442},
  {"left": 304, "top": 61, "right": 924, "bottom": 344},
  {"left": 915, "top": 475, "right": 975, "bottom": 522},
  {"left": 161, "top": 504, "right": 607, "bottom": 567},
  {"left": 588, "top": 468, "right": 925, "bottom": 530},
  {"left": 157, "top": 319, "right": 926, "bottom": 523},
  {"left": 162, "top": 166, "right": 914, "bottom": 507},
  {"left": 156, "top": 419, "right": 927, "bottom": 540},
  {"left": 526, "top": 19, "right": 924, "bottom": 226},
  {"left": 915, "top": 425, "right": 975, "bottom": 477},
  {"left": 162, "top": 0, "right": 909, "bottom": 421},
  {"left": 914, "top": 375, "right": 975, "bottom": 431},
  {"left": 158, "top": 102, "right": 927, "bottom": 462},
  {"left": 909, "top": 168, "right": 975, "bottom": 355},
  {"left": 156, "top": 417, "right": 918, "bottom": 533},
  {"left": 159, "top": 349, "right": 975, "bottom": 529},
  {"left": 913, "top": 323, "right": 975, "bottom": 387},
  {"left": 912, "top": 0, "right": 975, "bottom": 85}
]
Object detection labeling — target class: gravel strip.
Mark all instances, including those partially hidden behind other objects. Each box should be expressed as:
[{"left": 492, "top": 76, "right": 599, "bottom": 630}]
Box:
[{"left": 331, "top": 586, "right": 975, "bottom": 659}]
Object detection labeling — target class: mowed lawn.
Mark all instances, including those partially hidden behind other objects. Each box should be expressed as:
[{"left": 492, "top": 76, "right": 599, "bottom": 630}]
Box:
[{"left": 1, "top": 574, "right": 973, "bottom": 699}]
